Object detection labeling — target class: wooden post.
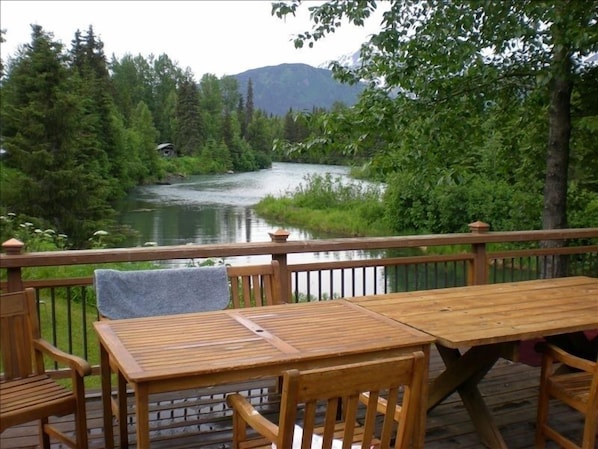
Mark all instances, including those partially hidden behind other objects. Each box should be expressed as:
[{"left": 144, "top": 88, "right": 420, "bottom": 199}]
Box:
[
  {"left": 468, "top": 221, "right": 489, "bottom": 285},
  {"left": 2, "top": 238, "right": 25, "bottom": 292},
  {"left": 269, "top": 229, "right": 290, "bottom": 303}
]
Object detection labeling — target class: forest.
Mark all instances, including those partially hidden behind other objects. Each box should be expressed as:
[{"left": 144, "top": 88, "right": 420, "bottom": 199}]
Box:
[
  {"left": 0, "top": 24, "right": 319, "bottom": 247},
  {"left": 1, "top": 1, "right": 597, "bottom": 250}
]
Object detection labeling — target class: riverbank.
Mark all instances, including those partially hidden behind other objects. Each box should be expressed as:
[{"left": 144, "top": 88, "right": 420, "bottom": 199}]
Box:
[{"left": 253, "top": 173, "right": 390, "bottom": 237}]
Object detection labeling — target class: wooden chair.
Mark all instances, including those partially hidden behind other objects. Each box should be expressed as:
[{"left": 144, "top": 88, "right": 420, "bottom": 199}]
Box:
[
  {"left": 535, "top": 343, "right": 598, "bottom": 449},
  {"left": 227, "top": 260, "right": 282, "bottom": 308},
  {"left": 0, "top": 288, "right": 91, "bottom": 449},
  {"left": 226, "top": 351, "right": 426, "bottom": 449}
]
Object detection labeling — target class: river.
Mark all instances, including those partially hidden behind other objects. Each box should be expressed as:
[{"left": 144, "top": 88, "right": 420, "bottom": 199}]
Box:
[{"left": 116, "top": 162, "right": 380, "bottom": 264}]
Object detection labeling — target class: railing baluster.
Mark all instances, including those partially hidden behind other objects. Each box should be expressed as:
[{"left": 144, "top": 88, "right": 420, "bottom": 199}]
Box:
[
  {"left": 50, "top": 288, "right": 58, "bottom": 371},
  {"left": 82, "top": 286, "right": 90, "bottom": 361},
  {"left": 294, "top": 272, "right": 300, "bottom": 302},
  {"left": 66, "top": 287, "right": 73, "bottom": 355},
  {"left": 329, "top": 269, "right": 334, "bottom": 300},
  {"left": 317, "top": 269, "right": 322, "bottom": 300}
]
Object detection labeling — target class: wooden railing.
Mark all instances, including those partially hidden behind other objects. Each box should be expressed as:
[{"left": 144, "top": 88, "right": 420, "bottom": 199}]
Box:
[{"left": 1, "top": 222, "right": 597, "bottom": 377}]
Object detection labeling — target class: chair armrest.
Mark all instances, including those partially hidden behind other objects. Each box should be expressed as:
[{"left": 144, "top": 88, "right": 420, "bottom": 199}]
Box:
[
  {"left": 543, "top": 343, "right": 596, "bottom": 373},
  {"left": 34, "top": 338, "right": 92, "bottom": 377},
  {"left": 226, "top": 393, "right": 279, "bottom": 441}
]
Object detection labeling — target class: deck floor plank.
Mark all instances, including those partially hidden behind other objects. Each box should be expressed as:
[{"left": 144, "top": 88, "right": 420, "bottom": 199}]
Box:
[{"left": 1, "top": 348, "right": 588, "bottom": 449}]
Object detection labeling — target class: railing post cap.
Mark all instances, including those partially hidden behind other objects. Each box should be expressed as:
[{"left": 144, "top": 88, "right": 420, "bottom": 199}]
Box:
[
  {"left": 269, "top": 229, "right": 290, "bottom": 243},
  {"left": 2, "top": 238, "right": 25, "bottom": 254},
  {"left": 469, "top": 221, "right": 490, "bottom": 233}
]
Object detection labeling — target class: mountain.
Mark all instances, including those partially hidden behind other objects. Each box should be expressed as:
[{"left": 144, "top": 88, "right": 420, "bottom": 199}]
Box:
[
  {"left": 318, "top": 50, "right": 362, "bottom": 70},
  {"left": 233, "top": 63, "right": 365, "bottom": 116}
]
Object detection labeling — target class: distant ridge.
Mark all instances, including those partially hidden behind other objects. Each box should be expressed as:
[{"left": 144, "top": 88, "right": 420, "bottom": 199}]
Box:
[{"left": 234, "top": 63, "right": 365, "bottom": 116}]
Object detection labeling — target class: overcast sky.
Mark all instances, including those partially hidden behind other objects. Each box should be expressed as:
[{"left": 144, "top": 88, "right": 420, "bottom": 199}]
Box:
[{"left": 1, "top": 1, "right": 385, "bottom": 78}]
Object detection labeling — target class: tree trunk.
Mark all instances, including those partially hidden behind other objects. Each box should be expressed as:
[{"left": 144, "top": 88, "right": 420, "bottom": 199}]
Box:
[{"left": 541, "top": 42, "right": 572, "bottom": 279}]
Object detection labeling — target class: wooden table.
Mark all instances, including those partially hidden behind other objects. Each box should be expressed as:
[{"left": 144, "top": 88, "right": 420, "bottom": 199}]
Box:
[
  {"left": 349, "top": 276, "right": 598, "bottom": 449},
  {"left": 94, "top": 299, "right": 434, "bottom": 449}
]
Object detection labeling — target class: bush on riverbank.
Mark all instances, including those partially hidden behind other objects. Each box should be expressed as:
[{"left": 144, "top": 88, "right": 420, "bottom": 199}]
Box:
[{"left": 254, "top": 173, "right": 390, "bottom": 237}]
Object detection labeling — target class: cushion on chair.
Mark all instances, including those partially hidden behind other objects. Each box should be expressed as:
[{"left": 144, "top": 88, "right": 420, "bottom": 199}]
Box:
[
  {"left": 272, "top": 425, "right": 371, "bottom": 449},
  {"left": 94, "top": 266, "right": 230, "bottom": 319},
  {"left": 518, "top": 330, "right": 598, "bottom": 367}
]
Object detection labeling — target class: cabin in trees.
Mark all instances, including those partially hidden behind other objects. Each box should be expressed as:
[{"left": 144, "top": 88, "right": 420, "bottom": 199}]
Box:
[{"left": 156, "top": 143, "right": 176, "bottom": 158}]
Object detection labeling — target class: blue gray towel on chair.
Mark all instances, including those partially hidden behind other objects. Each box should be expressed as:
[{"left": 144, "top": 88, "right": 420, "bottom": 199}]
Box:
[{"left": 94, "top": 266, "right": 230, "bottom": 319}]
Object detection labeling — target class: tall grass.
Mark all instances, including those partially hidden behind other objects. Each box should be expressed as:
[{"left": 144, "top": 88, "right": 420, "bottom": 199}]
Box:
[{"left": 254, "top": 173, "right": 390, "bottom": 237}]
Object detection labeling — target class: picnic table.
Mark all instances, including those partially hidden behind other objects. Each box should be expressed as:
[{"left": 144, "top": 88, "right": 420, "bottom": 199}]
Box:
[
  {"left": 95, "top": 299, "right": 434, "bottom": 449},
  {"left": 348, "top": 276, "right": 598, "bottom": 449}
]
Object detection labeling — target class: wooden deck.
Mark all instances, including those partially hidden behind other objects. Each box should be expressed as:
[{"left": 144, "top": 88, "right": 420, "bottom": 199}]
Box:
[{"left": 1, "top": 347, "right": 588, "bottom": 449}]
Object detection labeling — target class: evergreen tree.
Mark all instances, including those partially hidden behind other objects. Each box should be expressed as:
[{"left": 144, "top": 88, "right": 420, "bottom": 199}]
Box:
[
  {"left": 237, "top": 96, "right": 247, "bottom": 140},
  {"left": 244, "top": 78, "right": 255, "bottom": 139},
  {"left": 282, "top": 108, "right": 309, "bottom": 143},
  {"left": 222, "top": 111, "right": 234, "bottom": 151},
  {"left": 174, "top": 70, "right": 203, "bottom": 156},
  {"left": 68, "top": 25, "right": 123, "bottom": 197},
  {"left": 0, "top": 25, "right": 113, "bottom": 247},
  {"left": 246, "top": 110, "right": 274, "bottom": 169}
]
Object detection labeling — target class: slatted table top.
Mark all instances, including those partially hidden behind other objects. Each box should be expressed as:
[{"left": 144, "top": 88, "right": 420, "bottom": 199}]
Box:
[
  {"left": 94, "top": 299, "right": 433, "bottom": 386},
  {"left": 348, "top": 276, "right": 598, "bottom": 348}
]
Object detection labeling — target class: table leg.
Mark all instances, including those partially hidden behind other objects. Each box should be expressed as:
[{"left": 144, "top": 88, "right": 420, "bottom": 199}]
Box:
[
  {"left": 135, "top": 383, "right": 150, "bottom": 448},
  {"left": 100, "top": 343, "right": 114, "bottom": 449},
  {"left": 117, "top": 370, "right": 128, "bottom": 449},
  {"left": 429, "top": 344, "right": 509, "bottom": 449},
  {"left": 428, "top": 344, "right": 502, "bottom": 409}
]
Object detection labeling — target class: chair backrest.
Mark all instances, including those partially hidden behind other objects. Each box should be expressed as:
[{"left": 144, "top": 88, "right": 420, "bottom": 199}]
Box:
[
  {"left": 94, "top": 265, "right": 230, "bottom": 319},
  {"left": 227, "top": 260, "right": 281, "bottom": 308},
  {"left": 536, "top": 343, "right": 598, "bottom": 449},
  {"left": 0, "top": 288, "right": 42, "bottom": 380},
  {"left": 276, "top": 351, "right": 426, "bottom": 449}
]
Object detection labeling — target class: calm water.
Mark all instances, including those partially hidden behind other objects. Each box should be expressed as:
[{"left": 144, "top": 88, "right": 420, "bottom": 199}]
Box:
[{"left": 116, "top": 162, "right": 377, "bottom": 265}]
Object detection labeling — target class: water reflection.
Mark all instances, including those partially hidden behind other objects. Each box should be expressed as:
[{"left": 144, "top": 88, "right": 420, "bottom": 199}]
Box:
[{"left": 117, "top": 162, "right": 354, "bottom": 249}]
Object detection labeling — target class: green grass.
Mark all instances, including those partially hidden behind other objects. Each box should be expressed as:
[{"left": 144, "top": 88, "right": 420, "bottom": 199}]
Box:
[{"left": 254, "top": 173, "right": 391, "bottom": 237}]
